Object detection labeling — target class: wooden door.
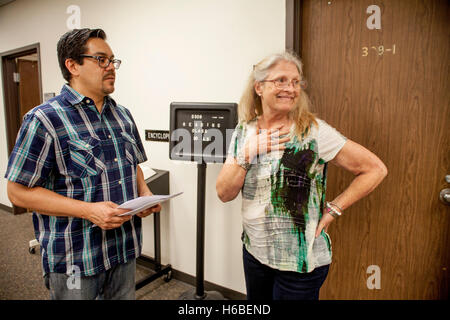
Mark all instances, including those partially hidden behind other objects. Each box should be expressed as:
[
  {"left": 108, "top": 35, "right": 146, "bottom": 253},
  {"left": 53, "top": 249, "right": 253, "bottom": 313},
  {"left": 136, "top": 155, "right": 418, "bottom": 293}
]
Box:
[
  {"left": 17, "top": 59, "right": 40, "bottom": 120},
  {"left": 1, "top": 44, "right": 41, "bottom": 215},
  {"left": 299, "top": 0, "right": 449, "bottom": 299}
]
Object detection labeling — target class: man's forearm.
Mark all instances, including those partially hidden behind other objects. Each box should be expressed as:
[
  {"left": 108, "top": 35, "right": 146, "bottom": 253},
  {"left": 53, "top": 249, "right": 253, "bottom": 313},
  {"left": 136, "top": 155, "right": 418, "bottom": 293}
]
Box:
[
  {"left": 7, "top": 166, "right": 153, "bottom": 218},
  {"left": 7, "top": 181, "right": 89, "bottom": 218},
  {"left": 137, "top": 165, "right": 152, "bottom": 196}
]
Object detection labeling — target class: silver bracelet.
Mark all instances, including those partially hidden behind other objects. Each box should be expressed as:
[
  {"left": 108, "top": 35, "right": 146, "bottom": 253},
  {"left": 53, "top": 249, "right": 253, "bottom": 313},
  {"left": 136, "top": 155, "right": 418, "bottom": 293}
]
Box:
[
  {"left": 328, "top": 201, "right": 343, "bottom": 212},
  {"left": 236, "top": 150, "right": 251, "bottom": 171},
  {"left": 326, "top": 202, "right": 342, "bottom": 217},
  {"left": 326, "top": 207, "right": 339, "bottom": 218}
]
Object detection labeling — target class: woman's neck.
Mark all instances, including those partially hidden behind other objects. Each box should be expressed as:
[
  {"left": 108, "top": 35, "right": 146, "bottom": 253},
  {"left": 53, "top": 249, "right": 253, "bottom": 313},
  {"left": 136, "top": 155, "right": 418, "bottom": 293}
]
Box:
[{"left": 258, "top": 113, "right": 292, "bottom": 130}]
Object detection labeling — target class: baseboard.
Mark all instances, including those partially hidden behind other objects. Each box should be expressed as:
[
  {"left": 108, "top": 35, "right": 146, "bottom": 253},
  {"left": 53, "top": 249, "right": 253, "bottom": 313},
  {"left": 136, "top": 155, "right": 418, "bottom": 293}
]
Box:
[
  {"left": 136, "top": 257, "right": 246, "bottom": 300},
  {"left": 0, "top": 203, "right": 13, "bottom": 213},
  {"left": 171, "top": 268, "right": 246, "bottom": 300}
]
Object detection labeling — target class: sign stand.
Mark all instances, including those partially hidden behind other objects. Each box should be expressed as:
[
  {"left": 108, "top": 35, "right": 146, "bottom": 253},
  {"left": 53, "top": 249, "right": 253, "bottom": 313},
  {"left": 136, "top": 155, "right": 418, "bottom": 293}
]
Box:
[
  {"left": 179, "top": 162, "right": 224, "bottom": 300},
  {"left": 170, "top": 102, "right": 237, "bottom": 300}
]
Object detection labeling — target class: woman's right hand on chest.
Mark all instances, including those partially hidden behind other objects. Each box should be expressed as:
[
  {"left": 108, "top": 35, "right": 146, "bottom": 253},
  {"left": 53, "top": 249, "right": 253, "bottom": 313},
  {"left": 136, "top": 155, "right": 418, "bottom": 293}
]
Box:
[{"left": 244, "top": 126, "right": 291, "bottom": 164}]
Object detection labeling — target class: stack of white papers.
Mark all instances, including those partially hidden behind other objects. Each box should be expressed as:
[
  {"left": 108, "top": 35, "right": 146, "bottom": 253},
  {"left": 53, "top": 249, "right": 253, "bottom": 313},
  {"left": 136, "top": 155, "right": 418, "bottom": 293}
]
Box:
[{"left": 117, "top": 192, "right": 183, "bottom": 216}]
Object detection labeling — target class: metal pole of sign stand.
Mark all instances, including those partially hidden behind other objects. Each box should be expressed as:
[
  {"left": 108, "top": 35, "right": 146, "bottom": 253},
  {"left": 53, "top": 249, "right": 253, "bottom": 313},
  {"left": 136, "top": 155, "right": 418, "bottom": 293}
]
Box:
[
  {"left": 179, "top": 161, "right": 225, "bottom": 300},
  {"left": 171, "top": 101, "right": 236, "bottom": 300}
]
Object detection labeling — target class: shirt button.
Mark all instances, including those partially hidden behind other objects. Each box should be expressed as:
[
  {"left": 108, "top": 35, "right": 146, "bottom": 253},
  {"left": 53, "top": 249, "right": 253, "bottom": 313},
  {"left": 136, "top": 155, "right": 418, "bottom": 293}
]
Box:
[
  {"left": 114, "top": 158, "right": 118, "bottom": 162},
  {"left": 108, "top": 135, "right": 112, "bottom": 139},
  {"left": 86, "top": 99, "right": 90, "bottom": 104},
  {"left": 118, "top": 181, "right": 122, "bottom": 184}
]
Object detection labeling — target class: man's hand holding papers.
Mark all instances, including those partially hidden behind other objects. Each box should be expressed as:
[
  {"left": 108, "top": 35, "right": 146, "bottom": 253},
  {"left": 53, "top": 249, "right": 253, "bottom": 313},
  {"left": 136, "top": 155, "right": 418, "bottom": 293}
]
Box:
[
  {"left": 117, "top": 192, "right": 183, "bottom": 218},
  {"left": 134, "top": 190, "right": 162, "bottom": 218},
  {"left": 91, "top": 192, "right": 183, "bottom": 228}
]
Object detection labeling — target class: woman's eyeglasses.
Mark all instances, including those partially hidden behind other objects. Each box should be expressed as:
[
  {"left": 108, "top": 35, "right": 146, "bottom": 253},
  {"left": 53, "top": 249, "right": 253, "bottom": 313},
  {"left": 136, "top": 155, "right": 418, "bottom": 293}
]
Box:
[{"left": 260, "top": 77, "right": 307, "bottom": 90}]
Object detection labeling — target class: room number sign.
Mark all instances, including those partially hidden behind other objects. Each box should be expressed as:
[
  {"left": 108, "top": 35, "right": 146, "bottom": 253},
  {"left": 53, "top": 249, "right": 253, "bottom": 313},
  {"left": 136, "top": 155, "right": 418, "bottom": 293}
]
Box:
[{"left": 362, "top": 44, "right": 396, "bottom": 57}]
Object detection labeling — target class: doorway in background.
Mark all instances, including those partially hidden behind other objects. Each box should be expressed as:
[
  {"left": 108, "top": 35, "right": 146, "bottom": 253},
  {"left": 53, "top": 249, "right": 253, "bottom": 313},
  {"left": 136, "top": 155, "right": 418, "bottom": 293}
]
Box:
[{"left": 1, "top": 43, "right": 42, "bottom": 215}]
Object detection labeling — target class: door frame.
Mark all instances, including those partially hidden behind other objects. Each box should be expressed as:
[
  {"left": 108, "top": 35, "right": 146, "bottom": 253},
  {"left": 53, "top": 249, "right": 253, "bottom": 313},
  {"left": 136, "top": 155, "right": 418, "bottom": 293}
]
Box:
[
  {"left": 285, "top": 0, "right": 302, "bottom": 55},
  {"left": 1, "top": 42, "right": 43, "bottom": 214}
]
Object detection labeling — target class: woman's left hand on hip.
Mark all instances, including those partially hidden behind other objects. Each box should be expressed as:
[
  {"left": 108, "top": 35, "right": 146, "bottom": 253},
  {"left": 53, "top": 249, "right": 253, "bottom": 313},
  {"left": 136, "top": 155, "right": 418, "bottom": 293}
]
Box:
[{"left": 315, "top": 211, "right": 335, "bottom": 238}]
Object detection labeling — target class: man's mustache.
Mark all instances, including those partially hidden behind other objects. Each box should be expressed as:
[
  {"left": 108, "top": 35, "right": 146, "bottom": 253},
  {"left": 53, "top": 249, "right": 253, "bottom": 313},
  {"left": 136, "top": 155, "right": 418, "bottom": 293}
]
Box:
[{"left": 103, "top": 73, "right": 115, "bottom": 80}]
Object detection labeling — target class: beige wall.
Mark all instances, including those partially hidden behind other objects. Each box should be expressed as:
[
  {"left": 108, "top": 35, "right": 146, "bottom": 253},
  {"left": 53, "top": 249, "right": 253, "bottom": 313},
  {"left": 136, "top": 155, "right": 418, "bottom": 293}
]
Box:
[{"left": 0, "top": 0, "right": 285, "bottom": 294}]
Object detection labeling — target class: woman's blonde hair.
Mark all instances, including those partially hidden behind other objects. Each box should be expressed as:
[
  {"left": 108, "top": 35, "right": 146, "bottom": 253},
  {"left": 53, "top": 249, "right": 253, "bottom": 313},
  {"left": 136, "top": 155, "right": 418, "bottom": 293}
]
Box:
[{"left": 238, "top": 51, "right": 317, "bottom": 139}]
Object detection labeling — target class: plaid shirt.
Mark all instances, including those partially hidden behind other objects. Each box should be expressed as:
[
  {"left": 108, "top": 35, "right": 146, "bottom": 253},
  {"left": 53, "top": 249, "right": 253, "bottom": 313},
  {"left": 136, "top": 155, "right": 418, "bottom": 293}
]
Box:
[{"left": 5, "top": 84, "right": 147, "bottom": 276}]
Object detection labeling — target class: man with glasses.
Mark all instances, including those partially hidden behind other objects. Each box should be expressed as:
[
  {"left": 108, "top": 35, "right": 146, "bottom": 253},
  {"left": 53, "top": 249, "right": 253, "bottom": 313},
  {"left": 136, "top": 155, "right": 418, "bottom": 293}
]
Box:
[{"left": 5, "top": 28, "right": 159, "bottom": 299}]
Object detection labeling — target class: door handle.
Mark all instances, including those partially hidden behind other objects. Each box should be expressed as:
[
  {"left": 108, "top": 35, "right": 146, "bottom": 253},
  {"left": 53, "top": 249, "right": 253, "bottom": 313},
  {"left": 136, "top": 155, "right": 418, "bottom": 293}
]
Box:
[
  {"left": 440, "top": 189, "right": 450, "bottom": 204},
  {"left": 439, "top": 188, "right": 450, "bottom": 205},
  {"left": 440, "top": 176, "right": 450, "bottom": 205},
  {"left": 440, "top": 174, "right": 450, "bottom": 205}
]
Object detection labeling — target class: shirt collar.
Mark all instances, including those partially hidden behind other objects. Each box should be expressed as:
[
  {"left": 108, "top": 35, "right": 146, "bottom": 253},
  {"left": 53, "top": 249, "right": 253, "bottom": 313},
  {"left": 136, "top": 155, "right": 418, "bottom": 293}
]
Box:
[
  {"left": 60, "top": 84, "right": 117, "bottom": 110},
  {"left": 61, "top": 84, "right": 85, "bottom": 106}
]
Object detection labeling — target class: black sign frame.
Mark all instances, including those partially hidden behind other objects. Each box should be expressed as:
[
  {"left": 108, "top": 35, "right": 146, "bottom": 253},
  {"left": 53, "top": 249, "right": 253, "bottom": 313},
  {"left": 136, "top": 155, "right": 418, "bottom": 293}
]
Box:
[{"left": 169, "top": 102, "right": 238, "bottom": 163}]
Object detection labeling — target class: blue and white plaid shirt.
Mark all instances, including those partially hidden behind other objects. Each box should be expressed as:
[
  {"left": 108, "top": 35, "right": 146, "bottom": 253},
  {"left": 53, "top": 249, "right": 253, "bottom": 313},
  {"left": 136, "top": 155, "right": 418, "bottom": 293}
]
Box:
[{"left": 5, "top": 84, "right": 147, "bottom": 276}]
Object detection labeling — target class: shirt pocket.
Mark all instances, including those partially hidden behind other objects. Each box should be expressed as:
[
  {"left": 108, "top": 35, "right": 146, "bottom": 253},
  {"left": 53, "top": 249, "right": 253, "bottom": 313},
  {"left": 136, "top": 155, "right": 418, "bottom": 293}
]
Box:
[
  {"left": 66, "top": 136, "right": 103, "bottom": 178},
  {"left": 121, "top": 131, "right": 142, "bottom": 165}
]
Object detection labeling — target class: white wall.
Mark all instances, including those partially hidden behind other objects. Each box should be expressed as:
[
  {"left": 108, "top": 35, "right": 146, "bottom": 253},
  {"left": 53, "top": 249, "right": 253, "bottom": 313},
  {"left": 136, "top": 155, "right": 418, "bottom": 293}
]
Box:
[{"left": 0, "top": 0, "right": 285, "bottom": 294}]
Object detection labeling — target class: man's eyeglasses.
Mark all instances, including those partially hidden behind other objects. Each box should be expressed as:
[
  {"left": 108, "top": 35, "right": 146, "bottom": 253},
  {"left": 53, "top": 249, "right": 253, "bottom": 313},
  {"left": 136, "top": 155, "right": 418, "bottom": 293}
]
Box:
[
  {"left": 79, "top": 54, "right": 122, "bottom": 69},
  {"left": 260, "top": 77, "right": 306, "bottom": 90}
]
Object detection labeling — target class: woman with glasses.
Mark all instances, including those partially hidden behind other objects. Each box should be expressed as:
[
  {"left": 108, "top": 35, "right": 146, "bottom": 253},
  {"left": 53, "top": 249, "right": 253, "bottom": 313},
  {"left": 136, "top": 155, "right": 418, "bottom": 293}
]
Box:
[{"left": 216, "top": 51, "right": 387, "bottom": 300}]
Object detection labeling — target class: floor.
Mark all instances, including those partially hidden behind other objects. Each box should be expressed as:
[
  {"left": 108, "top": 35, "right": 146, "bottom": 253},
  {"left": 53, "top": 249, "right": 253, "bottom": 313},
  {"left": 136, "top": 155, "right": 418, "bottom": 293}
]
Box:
[{"left": 0, "top": 209, "right": 195, "bottom": 300}]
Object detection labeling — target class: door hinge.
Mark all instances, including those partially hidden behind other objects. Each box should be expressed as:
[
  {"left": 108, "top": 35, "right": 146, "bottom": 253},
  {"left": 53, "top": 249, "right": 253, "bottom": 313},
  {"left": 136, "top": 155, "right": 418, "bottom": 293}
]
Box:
[{"left": 13, "top": 72, "right": 20, "bottom": 83}]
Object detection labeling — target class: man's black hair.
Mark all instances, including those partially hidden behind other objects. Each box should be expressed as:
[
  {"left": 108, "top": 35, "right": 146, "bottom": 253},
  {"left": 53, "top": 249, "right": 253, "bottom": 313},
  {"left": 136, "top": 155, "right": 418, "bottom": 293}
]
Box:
[{"left": 57, "top": 28, "right": 106, "bottom": 82}]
